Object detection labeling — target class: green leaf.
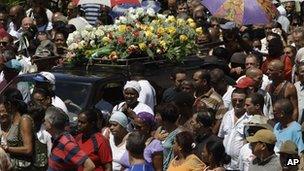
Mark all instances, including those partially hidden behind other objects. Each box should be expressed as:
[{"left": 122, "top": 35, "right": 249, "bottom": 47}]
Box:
[{"left": 146, "top": 48, "right": 154, "bottom": 58}]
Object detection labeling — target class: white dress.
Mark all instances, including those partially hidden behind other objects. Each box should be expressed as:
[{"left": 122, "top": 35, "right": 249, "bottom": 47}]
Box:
[{"left": 109, "top": 133, "right": 127, "bottom": 171}]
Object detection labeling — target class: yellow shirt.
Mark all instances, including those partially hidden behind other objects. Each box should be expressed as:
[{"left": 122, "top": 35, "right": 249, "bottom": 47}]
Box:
[{"left": 167, "top": 154, "right": 207, "bottom": 171}]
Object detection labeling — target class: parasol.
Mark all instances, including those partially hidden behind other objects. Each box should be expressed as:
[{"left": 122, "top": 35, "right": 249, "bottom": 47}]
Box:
[{"left": 201, "top": 0, "right": 279, "bottom": 25}]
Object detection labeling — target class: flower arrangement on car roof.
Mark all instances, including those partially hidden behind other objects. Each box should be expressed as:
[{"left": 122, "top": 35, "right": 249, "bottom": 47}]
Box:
[{"left": 65, "top": 7, "right": 204, "bottom": 65}]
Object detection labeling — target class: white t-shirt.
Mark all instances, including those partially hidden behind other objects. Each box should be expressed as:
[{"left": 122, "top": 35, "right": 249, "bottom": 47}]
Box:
[
  {"left": 137, "top": 80, "right": 156, "bottom": 110},
  {"left": 294, "top": 81, "right": 304, "bottom": 123},
  {"left": 222, "top": 85, "right": 234, "bottom": 111},
  {"left": 52, "top": 96, "right": 68, "bottom": 114},
  {"left": 109, "top": 133, "right": 127, "bottom": 171},
  {"left": 37, "top": 126, "right": 52, "bottom": 156},
  {"left": 238, "top": 143, "right": 255, "bottom": 171},
  {"left": 218, "top": 109, "right": 251, "bottom": 170},
  {"left": 7, "top": 22, "right": 22, "bottom": 39},
  {"left": 68, "top": 17, "right": 90, "bottom": 30},
  {"left": 113, "top": 102, "right": 154, "bottom": 115}
]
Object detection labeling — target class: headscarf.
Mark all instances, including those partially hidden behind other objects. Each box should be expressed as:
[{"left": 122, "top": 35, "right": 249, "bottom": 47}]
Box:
[
  {"left": 124, "top": 80, "right": 141, "bottom": 94},
  {"left": 109, "top": 111, "right": 128, "bottom": 129},
  {"left": 137, "top": 112, "right": 156, "bottom": 129}
]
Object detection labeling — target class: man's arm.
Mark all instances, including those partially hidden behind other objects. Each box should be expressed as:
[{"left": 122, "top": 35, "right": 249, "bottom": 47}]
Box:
[
  {"left": 83, "top": 158, "right": 95, "bottom": 171},
  {"left": 286, "top": 83, "right": 299, "bottom": 121}
]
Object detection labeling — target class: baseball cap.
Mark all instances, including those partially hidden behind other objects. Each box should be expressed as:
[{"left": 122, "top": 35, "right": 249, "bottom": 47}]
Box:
[
  {"left": 4, "top": 59, "right": 22, "bottom": 72},
  {"left": 244, "top": 115, "right": 273, "bottom": 130},
  {"left": 247, "top": 129, "right": 276, "bottom": 144},
  {"left": 235, "top": 77, "right": 255, "bottom": 89},
  {"left": 279, "top": 140, "right": 298, "bottom": 155},
  {"left": 33, "top": 71, "right": 55, "bottom": 85}
]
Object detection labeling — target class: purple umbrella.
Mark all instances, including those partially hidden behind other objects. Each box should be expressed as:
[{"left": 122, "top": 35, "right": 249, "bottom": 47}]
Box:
[{"left": 202, "top": 0, "right": 278, "bottom": 25}]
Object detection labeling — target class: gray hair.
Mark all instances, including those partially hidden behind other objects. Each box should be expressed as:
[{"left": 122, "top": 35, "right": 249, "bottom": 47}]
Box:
[{"left": 45, "top": 106, "right": 69, "bottom": 131}]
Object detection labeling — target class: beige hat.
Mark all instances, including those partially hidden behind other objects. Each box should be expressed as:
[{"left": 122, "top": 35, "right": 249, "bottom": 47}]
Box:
[
  {"left": 279, "top": 140, "right": 298, "bottom": 155},
  {"left": 245, "top": 115, "right": 273, "bottom": 130},
  {"left": 247, "top": 129, "right": 276, "bottom": 144}
]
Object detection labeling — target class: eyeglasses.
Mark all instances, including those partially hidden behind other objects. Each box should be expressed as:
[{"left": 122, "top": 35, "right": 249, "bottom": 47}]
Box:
[{"left": 0, "top": 42, "right": 8, "bottom": 46}]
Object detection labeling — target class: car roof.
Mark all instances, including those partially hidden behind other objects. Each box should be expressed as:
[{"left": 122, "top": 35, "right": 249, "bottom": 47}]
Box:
[{"left": 18, "top": 69, "right": 126, "bottom": 83}]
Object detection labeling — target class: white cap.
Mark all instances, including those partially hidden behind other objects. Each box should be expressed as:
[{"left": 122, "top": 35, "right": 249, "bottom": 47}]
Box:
[{"left": 40, "top": 71, "right": 55, "bottom": 85}]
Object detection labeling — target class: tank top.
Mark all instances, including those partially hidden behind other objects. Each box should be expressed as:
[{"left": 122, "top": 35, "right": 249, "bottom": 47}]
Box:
[
  {"left": 269, "top": 81, "right": 288, "bottom": 105},
  {"left": 7, "top": 115, "right": 34, "bottom": 169}
]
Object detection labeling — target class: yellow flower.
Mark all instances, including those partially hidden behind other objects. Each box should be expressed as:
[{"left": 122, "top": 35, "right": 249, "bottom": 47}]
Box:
[
  {"left": 109, "top": 51, "right": 118, "bottom": 60},
  {"left": 157, "top": 27, "right": 165, "bottom": 35},
  {"left": 177, "top": 18, "right": 186, "bottom": 26},
  {"left": 196, "top": 27, "right": 203, "bottom": 35},
  {"left": 151, "top": 20, "right": 159, "bottom": 25},
  {"left": 160, "top": 40, "right": 166, "bottom": 47},
  {"left": 139, "top": 43, "right": 147, "bottom": 50},
  {"left": 187, "top": 18, "right": 194, "bottom": 24},
  {"left": 118, "top": 25, "right": 127, "bottom": 32},
  {"left": 179, "top": 35, "right": 188, "bottom": 42},
  {"left": 148, "top": 26, "right": 154, "bottom": 32},
  {"left": 189, "top": 22, "right": 196, "bottom": 28},
  {"left": 166, "top": 26, "right": 176, "bottom": 35},
  {"left": 166, "top": 15, "right": 176, "bottom": 23},
  {"left": 102, "top": 37, "right": 111, "bottom": 44},
  {"left": 140, "top": 24, "right": 148, "bottom": 31},
  {"left": 145, "top": 30, "right": 153, "bottom": 38}
]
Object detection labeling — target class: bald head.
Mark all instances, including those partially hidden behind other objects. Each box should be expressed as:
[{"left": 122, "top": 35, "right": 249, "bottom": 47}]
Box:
[
  {"left": 10, "top": 5, "right": 23, "bottom": 14},
  {"left": 269, "top": 59, "right": 284, "bottom": 71},
  {"left": 246, "top": 68, "right": 263, "bottom": 78},
  {"left": 9, "top": 5, "right": 25, "bottom": 26},
  {"left": 210, "top": 68, "right": 225, "bottom": 82},
  {"left": 246, "top": 67, "right": 263, "bottom": 89},
  {"left": 21, "top": 17, "right": 34, "bottom": 31}
]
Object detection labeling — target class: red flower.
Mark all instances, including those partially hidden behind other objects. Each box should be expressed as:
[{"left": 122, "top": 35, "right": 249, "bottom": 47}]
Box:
[
  {"left": 132, "top": 30, "right": 140, "bottom": 37},
  {"left": 117, "top": 37, "right": 125, "bottom": 45}
]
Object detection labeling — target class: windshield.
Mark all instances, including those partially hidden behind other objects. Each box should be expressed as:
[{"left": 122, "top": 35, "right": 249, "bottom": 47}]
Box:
[{"left": 6, "top": 78, "right": 92, "bottom": 120}]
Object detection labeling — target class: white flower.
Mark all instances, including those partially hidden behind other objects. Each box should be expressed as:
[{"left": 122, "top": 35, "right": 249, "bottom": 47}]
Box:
[
  {"left": 146, "top": 8, "right": 155, "bottom": 17},
  {"left": 66, "top": 34, "right": 74, "bottom": 46},
  {"left": 128, "top": 7, "right": 135, "bottom": 14},
  {"left": 73, "top": 31, "right": 82, "bottom": 41},
  {"left": 84, "top": 24, "right": 93, "bottom": 30},
  {"left": 68, "top": 43, "right": 79, "bottom": 50},
  {"left": 78, "top": 40, "right": 87, "bottom": 49},
  {"left": 136, "top": 7, "right": 144, "bottom": 17},
  {"left": 81, "top": 30, "right": 89, "bottom": 39},
  {"left": 89, "top": 32, "right": 96, "bottom": 40},
  {"left": 157, "top": 13, "right": 167, "bottom": 19},
  {"left": 95, "top": 29, "right": 105, "bottom": 37},
  {"left": 90, "top": 40, "right": 96, "bottom": 46},
  {"left": 129, "top": 13, "right": 139, "bottom": 20},
  {"left": 118, "top": 16, "right": 128, "bottom": 24}
]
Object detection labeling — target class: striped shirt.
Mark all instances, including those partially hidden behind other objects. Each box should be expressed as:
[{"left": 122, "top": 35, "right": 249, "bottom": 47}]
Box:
[
  {"left": 193, "top": 88, "right": 227, "bottom": 120},
  {"left": 48, "top": 133, "right": 88, "bottom": 171},
  {"left": 81, "top": 3, "right": 101, "bottom": 25}
]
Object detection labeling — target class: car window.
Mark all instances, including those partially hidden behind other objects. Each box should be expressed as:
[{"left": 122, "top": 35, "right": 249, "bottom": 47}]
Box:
[
  {"left": 99, "top": 81, "right": 125, "bottom": 106},
  {"left": 55, "top": 81, "right": 92, "bottom": 115}
]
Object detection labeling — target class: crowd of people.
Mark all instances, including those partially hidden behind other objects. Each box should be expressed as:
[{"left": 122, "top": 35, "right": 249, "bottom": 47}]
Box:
[{"left": 0, "top": 0, "right": 304, "bottom": 171}]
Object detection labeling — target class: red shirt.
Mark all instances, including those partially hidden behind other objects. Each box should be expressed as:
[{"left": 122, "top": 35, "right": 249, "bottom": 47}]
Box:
[
  {"left": 48, "top": 133, "right": 88, "bottom": 171},
  {"left": 261, "top": 55, "right": 292, "bottom": 81},
  {"left": 76, "top": 132, "right": 113, "bottom": 171}
]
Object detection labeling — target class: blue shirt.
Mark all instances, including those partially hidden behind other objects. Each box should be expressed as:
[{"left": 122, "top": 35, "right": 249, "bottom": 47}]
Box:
[
  {"left": 274, "top": 121, "right": 304, "bottom": 153},
  {"left": 128, "top": 163, "right": 154, "bottom": 171}
]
